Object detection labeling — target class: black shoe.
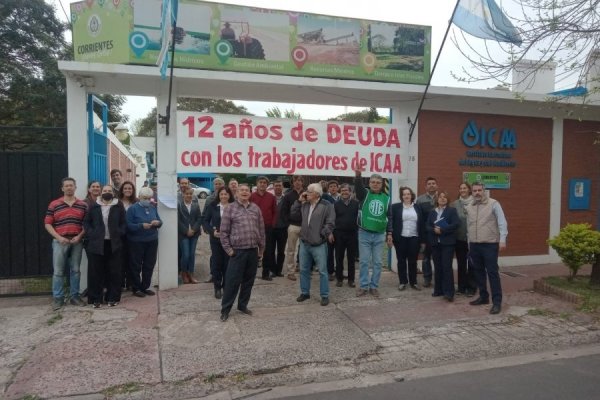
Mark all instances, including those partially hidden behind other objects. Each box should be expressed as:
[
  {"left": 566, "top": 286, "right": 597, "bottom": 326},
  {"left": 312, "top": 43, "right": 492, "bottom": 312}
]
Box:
[
  {"left": 276, "top": 273, "right": 284, "bottom": 277},
  {"left": 432, "top": 292, "right": 443, "bottom": 297},
  {"left": 238, "top": 308, "right": 253, "bottom": 316},
  {"left": 262, "top": 276, "right": 273, "bottom": 281},
  {"left": 133, "top": 290, "right": 146, "bottom": 298},
  {"left": 328, "top": 274, "right": 335, "bottom": 282},
  {"left": 215, "top": 289, "right": 222, "bottom": 299},
  {"left": 296, "top": 294, "right": 310, "bottom": 302},
  {"left": 220, "top": 312, "right": 229, "bottom": 322},
  {"left": 144, "top": 289, "right": 155, "bottom": 296},
  {"left": 348, "top": 281, "right": 355, "bottom": 288},
  {"left": 422, "top": 280, "right": 432, "bottom": 288},
  {"left": 469, "top": 297, "right": 490, "bottom": 306},
  {"left": 320, "top": 297, "right": 329, "bottom": 306},
  {"left": 444, "top": 295, "right": 454, "bottom": 302},
  {"left": 93, "top": 302, "right": 101, "bottom": 309},
  {"left": 410, "top": 284, "right": 421, "bottom": 291},
  {"left": 107, "top": 301, "right": 119, "bottom": 307},
  {"left": 336, "top": 281, "right": 343, "bottom": 287},
  {"left": 490, "top": 304, "right": 502, "bottom": 314}
]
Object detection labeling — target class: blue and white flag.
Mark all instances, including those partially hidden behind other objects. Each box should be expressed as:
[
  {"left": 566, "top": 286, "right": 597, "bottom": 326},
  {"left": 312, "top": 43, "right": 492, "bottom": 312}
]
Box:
[
  {"left": 453, "top": 0, "right": 522, "bottom": 46},
  {"left": 157, "top": 0, "right": 179, "bottom": 80}
]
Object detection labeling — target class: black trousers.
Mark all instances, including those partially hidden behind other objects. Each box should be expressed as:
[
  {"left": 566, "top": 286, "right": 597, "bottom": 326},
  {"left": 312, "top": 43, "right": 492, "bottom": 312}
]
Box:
[
  {"left": 334, "top": 229, "right": 357, "bottom": 282},
  {"left": 327, "top": 241, "right": 335, "bottom": 275},
  {"left": 87, "top": 240, "right": 122, "bottom": 303},
  {"left": 273, "top": 227, "right": 288, "bottom": 275},
  {"left": 221, "top": 248, "right": 258, "bottom": 314},
  {"left": 128, "top": 239, "right": 158, "bottom": 292},
  {"left": 209, "top": 238, "right": 229, "bottom": 290},
  {"left": 394, "top": 236, "right": 419, "bottom": 285},
  {"left": 432, "top": 244, "right": 455, "bottom": 298},
  {"left": 262, "top": 227, "right": 276, "bottom": 278},
  {"left": 455, "top": 239, "right": 477, "bottom": 293}
]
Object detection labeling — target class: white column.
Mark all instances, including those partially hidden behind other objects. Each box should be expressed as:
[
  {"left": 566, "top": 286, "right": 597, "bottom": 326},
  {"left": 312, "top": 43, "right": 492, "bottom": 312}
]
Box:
[
  {"left": 390, "top": 105, "right": 419, "bottom": 193},
  {"left": 156, "top": 84, "right": 179, "bottom": 290},
  {"left": 548, "top": 118, "right": 564, "bottom": 261},
  {"left": 66, "top": 77, "right": 90, "bottom": 292},
  {"left": 66, "top": 78, "right": 89, "bottom": 198}
]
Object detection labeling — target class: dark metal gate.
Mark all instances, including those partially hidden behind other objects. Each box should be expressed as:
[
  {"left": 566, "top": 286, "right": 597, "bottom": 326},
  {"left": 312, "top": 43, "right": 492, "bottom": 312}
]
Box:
[{"left": 0, "top": 126, "right": 67, "bottom": 295}]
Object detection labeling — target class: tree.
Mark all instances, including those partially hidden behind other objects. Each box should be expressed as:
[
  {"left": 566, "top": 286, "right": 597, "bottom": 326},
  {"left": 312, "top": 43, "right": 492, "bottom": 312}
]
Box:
[
  {"left": 0, "top": 0, "right": 68, "bottom": 126},
  {"left": 265, "top": 106, "right": 302, "bottom": 119},
  {"left": 329, "top": 107, "right": 388, "bottom": 123},
  {"left": 452, "top": 0, "right": 600, "bottom": 93},
  {"left": 135, "top": 99, "right": 252, "bottom": 137},
  {"left": 95, "top": 94, "right": 129, "bottom": 124}
]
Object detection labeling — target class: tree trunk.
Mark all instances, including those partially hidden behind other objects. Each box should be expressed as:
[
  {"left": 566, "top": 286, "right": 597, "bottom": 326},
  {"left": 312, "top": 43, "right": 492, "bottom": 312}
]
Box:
[{"left": 590, "top": 254, "right": 600, "bottom": 287}]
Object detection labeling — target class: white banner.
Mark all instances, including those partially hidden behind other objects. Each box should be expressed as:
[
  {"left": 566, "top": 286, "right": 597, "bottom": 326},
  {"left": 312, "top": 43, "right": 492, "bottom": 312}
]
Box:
[{"left": 177, "top": 112, "right": 406, "bottom": 178}]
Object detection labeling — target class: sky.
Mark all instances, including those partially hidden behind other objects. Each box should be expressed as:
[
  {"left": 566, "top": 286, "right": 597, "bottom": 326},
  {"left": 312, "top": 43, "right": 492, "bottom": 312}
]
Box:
[{"left": 49, "top": 0, "right": 535, "bottom": 125}]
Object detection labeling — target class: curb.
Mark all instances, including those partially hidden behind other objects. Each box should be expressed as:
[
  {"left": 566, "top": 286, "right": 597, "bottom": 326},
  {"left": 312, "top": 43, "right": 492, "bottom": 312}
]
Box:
[{"left": 533, "top": 279, "right": 582, "bottom": 304}]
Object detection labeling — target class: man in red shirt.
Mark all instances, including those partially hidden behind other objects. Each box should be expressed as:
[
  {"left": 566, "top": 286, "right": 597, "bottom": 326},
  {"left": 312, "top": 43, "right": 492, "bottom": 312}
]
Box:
[
  {"left": 44, "top": 177, "right": 87, "bottom": 311},
  {"left": 250, "top": 176, "right": 277, "bottom": 280}
]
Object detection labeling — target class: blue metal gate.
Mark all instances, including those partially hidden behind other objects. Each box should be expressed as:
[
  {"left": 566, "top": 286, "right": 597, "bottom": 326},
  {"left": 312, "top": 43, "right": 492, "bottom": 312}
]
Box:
[{"left": 87, "top": 94, "right": 108, "bottom": 184}]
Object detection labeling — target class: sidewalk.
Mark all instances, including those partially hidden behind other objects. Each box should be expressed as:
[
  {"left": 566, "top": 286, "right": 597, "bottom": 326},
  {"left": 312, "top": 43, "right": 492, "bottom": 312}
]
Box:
[{"left": 1, "top": 263, "right": 597, "bottom": 400}]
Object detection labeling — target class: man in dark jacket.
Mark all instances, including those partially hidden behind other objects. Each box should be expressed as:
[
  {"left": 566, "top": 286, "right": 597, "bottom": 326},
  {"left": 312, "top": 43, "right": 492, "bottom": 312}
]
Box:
[
  {"left": 280, "top": 175, "right": 304, "bottom": 281},
  {"left": 292, "top": 183, "right": 335, "bottom": 306},
  {"left": 333, "top": 183, "right": 359, "bottom": 287}
]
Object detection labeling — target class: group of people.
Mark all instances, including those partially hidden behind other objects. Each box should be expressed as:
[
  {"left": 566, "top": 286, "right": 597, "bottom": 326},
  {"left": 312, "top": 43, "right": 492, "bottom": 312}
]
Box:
[
  {"left": 45, "top": 169, "right": 162, "bottom": 311},
  {"left": 391, "top": 177, "right": 508, "bottom": 314},
  {"left": 45, "top": 169, "right": 508, "bottom": 318}
]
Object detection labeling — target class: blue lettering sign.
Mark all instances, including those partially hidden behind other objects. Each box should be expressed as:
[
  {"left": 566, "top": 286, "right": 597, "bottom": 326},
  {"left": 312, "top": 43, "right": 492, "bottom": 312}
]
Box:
[{"left": 461, "top": 120, "right": 517, "bottom": 149}]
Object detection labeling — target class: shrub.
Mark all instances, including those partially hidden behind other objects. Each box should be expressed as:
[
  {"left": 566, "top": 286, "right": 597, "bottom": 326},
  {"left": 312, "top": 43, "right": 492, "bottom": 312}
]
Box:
[{"left": 548, "top": 223, "right": 600, "bottom": 281}]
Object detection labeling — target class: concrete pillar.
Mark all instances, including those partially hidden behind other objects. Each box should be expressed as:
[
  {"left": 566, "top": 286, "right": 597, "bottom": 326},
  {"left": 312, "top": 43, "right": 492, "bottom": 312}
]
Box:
[
  {"left": 156, "top": 84, "right": 179, "bottom": 290},
  {"left": 549, "top": 118, "right": 563, "bottom": 261},
  {"left": 66, "top": 77, "right": 90, "bottom": 292},
  {"left": 66, "top": 78, "right": 89, "bottom": 198}
]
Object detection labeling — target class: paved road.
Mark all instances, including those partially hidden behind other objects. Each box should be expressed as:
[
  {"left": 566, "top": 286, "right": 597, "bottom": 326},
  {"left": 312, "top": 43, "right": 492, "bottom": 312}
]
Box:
[{"left": 282, "top": 354, "right": 600, "bottom": 400}]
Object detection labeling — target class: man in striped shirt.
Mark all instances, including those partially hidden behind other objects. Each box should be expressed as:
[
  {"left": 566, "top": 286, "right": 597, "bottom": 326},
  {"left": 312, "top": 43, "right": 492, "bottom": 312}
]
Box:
[{"left": 44, "top": 177, "right": 87, "bottom": 311}]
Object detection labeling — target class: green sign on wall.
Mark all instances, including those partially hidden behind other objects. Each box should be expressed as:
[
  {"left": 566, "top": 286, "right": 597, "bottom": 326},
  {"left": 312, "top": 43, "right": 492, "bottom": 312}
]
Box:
[
  {"left": 463, "top": 172, "right": 511, "bottom": 189},
  {"left": 71, "top": 0, "right": 431, "bottom": 84}
]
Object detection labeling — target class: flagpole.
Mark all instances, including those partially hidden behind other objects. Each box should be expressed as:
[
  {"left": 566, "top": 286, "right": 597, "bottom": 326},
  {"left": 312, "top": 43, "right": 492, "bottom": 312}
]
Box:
[
  {"left": 409, "top": 0, "right": 460, "bottom": 142},
  {"left": 164, "top": 16, "right": 178, "bottom": 136}
]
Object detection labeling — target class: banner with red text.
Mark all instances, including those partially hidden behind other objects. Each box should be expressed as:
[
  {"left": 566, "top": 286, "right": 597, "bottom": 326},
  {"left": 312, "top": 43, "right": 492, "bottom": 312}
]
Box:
[{"left": 177, "top": 113, "right": 406, "bottom": 179}]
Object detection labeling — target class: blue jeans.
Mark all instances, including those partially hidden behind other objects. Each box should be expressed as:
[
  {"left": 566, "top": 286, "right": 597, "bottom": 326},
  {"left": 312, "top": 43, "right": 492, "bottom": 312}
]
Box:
[
  {"left": 179, "top": 236, "right": 199, "bottom": 273},
  {"left": 469, "top": 242, "right": 502, "bottom": 305},
  {"left": 299, "top": 241, "right": 329, "bottom": 299},
  {"left": 358, "top": 229, "right": 386, "bottom": 290},
  {"left": 52, "top": 239, "right": 83, "bottom": 299}
]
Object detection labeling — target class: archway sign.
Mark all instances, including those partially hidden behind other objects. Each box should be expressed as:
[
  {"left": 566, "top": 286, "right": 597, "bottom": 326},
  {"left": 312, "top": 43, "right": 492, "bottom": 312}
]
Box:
[{"left": 63, "top": 0, "right": 429, "bottom": 289}]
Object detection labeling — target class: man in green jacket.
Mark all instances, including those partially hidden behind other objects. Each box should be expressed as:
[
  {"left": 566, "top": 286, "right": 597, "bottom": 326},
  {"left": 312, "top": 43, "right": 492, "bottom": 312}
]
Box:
[{"left": 354, "top": 167, "right": 392, "bottom": 297}]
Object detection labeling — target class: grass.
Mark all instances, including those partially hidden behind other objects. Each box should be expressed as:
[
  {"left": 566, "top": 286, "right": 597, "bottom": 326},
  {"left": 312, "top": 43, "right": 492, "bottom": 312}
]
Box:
[
  {"left": 544, "top": 275, "right": 600, "bottom": 312},
  {"left": 101, "top": 382, "right": 142, "bottom": 397},
  {"left": 47, "top": 313, "right": 62, "bottom": 326}
]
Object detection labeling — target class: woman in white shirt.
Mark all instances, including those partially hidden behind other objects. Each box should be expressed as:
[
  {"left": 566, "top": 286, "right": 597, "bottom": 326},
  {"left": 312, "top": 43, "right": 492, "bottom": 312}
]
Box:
[{"left": 390, "top": 187, "right": 424, "bottom": 291}]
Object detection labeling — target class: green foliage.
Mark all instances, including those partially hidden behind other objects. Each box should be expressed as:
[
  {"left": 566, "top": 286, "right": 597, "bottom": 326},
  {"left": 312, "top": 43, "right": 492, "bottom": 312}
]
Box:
[
  {"left": 329, "top": 107, "right": 389, "bottom": 123},
  {"left": 0, "top": 1, "right": 69, "bottom": 126},
  {"left": 548, "top": 224, "right": 600, "bottom": 281},
  {"left": 265, "top": 106, "right": 301, "bottom": 119}
]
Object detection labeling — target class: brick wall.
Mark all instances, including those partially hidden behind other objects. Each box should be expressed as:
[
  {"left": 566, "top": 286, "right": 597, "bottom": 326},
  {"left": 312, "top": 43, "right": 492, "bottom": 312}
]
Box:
[
  {"left": 109, "top": 141, "right": 136, "bottom": 185},
  {"left": 419, "top": 111, "right": 553, "bottom": 256},
  {"left": 561, "top": 120, "right": 600, "bottom": 227}
]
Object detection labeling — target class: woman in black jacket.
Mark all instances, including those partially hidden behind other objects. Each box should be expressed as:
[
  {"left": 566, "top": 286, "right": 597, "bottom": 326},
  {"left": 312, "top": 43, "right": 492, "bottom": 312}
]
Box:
[
  {"left": 84, "top": 185, "right": 127, "bottom": 307},
  {"left": 201, "top": 187, "right": 234, "bottom": 299},
  {"left": 390, "top": 186, "right": 424, "bottom": 291},
  {"left": 178, "top": 188, "right": 202, "bottom": 284},
  {"left": 427, "top": 190, "right": 460, "bottom": 302}
]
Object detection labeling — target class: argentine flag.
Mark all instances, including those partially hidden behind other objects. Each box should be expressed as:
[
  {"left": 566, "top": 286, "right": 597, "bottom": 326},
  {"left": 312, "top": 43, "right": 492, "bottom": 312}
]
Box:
[
  {"left": 453, "top": 0, "right": 522, "bottom": 46},
  {"left": 157, "top": 0, "right": 179, "bottom": 80}
]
